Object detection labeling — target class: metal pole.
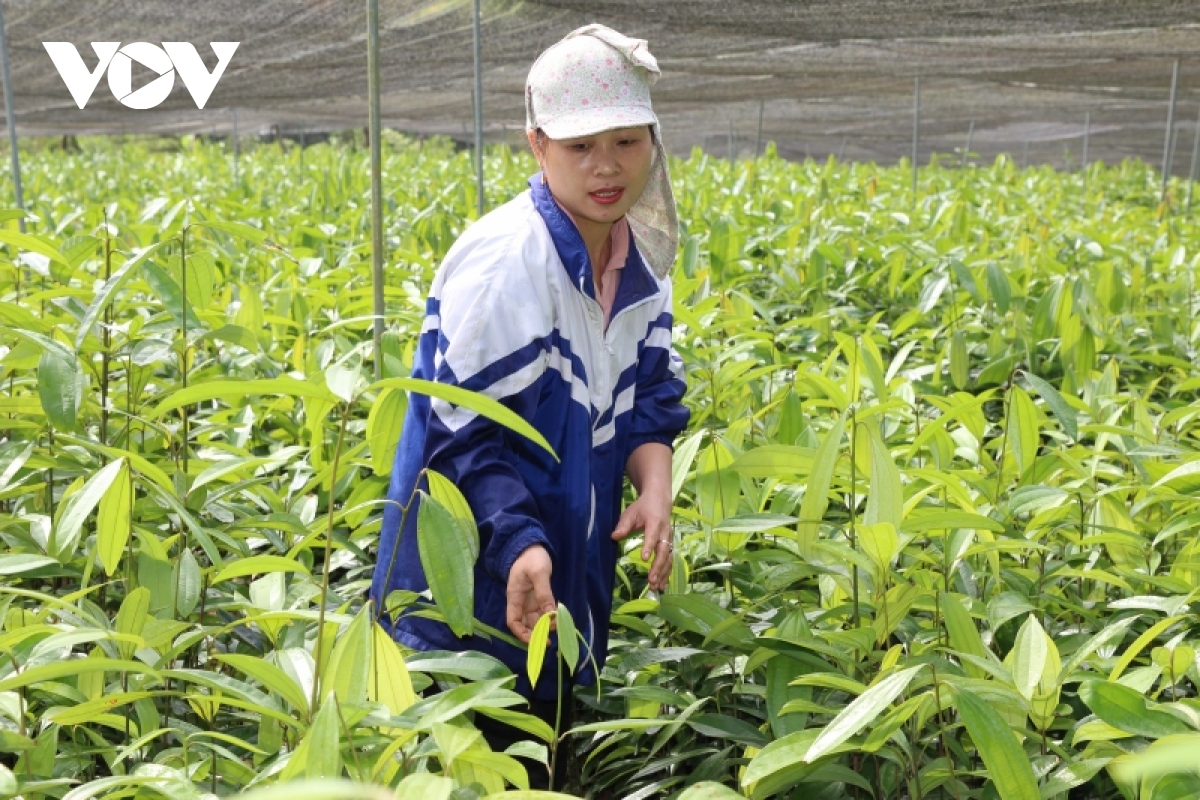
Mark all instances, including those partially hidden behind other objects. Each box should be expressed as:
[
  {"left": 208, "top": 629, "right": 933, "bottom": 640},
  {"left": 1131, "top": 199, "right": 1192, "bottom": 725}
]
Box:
[
  {"left": 367, "top": 0, "right": 385, "bottom": 381},
  {"left": 911, "top": 76, "right": 920, "bottom": 202},
  {"left": 1082, "top": 111, "right": 1091, "bottom": 201},
  {"left": 0, "top": 1, "right": 25, "bottom": 232},
  {"left": 728, "top": 120, "right": 735, "bottom": 162},
  {"left": 755, "top": 98, "right": 764, "bottom": 158},
  {"left": 1162, "top": 58, "right": 1180, "bottom": 203},
  {"left": 1187, "top": 105, "right": 1200, "bottom": 215},
  {"left": 472, "top": 0, "right": 484, "bottom": 217},
  {"left": 962, "top": 120, "right": 974, "bottom": 168}
]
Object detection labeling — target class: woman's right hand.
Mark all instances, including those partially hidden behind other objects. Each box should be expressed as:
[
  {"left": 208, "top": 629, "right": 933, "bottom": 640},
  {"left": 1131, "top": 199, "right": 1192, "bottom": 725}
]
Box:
[{"left": 506, "top": 545, "right": 556, "bottom": 643}]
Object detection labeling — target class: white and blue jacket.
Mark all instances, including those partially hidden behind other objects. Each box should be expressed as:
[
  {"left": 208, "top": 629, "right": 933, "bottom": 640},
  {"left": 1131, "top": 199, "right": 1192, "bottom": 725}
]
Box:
[{"left": 370, "top": 174, "right": 690, "bottom": 700}]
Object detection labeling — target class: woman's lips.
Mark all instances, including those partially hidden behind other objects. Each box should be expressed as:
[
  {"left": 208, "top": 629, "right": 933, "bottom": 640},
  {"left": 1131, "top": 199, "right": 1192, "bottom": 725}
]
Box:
[{"left": 590, "top": 187, "right": 624, "bottom": 205}]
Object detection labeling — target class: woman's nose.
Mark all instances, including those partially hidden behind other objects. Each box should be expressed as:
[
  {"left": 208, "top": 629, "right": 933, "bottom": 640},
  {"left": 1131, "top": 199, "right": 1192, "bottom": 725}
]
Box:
[{"left": 593, "top": 147, "right": 620, "bottom": 175}]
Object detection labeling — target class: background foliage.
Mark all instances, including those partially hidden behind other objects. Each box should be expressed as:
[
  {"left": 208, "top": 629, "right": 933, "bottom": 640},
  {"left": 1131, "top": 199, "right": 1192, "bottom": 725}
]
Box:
[{"left": 0, "top": 132, "right": 1197, "bottom": 798}]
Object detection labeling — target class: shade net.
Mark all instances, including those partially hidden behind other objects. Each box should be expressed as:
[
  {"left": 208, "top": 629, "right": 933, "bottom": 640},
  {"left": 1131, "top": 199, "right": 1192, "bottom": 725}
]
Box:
[{"left": 1, "top": 0, "right": 1199, "bottom": 170}]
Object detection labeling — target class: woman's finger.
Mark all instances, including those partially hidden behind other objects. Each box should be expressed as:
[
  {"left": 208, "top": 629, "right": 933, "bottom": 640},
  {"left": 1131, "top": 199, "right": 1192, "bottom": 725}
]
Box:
[{"left": 613, "top": 505, "right": 643, "bottom": 543}]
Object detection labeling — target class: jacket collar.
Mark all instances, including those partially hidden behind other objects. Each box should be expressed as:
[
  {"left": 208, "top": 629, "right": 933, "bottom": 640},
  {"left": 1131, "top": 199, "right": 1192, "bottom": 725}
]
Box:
[{"left": 529, "top": 173, "right": 659, "bottom": 317}]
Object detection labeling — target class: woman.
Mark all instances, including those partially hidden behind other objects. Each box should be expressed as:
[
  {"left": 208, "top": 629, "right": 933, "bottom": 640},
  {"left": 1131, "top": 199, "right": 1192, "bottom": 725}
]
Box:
[{"left": 370, "top": 24, "right": 689, "bottom": 788}]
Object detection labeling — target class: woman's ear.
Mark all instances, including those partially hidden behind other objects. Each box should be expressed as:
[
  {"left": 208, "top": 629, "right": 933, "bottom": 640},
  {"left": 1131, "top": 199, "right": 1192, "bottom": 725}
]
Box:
[{"left": 526, "top": 128, "right": 544, "bottom": 165}]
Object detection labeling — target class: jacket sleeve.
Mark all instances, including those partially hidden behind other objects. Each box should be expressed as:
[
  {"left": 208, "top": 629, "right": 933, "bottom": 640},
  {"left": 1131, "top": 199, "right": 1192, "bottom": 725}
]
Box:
[
  {"left": 420, "top": 243, "right": 555, "bottom": 585},
  {"left": 626, "top": 280, "right": 690, "bottom": 456}
]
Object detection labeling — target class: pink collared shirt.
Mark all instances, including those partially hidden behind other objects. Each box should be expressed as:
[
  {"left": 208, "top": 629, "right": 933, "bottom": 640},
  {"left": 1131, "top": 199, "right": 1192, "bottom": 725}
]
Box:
[{"left": 553, "top": 199, "right": 629, "bottom": 332}]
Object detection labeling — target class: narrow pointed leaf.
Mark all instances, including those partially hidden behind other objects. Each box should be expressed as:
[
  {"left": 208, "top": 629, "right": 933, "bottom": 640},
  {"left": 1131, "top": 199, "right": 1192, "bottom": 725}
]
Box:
[
  {"left": 97, "top": 458, "right": 133, "bottom": 576},
  {"left": 416, "top": 491, "right": 475, "bottom": 638},
  {"left": 804, "top": 665, "right": 922, "bottom": 762},
  {"left": 527, "top": 610, "right": 553, "bottom": 690},
  {"left": 955, "top": 687, "right": 1039, "bottom": 800}
]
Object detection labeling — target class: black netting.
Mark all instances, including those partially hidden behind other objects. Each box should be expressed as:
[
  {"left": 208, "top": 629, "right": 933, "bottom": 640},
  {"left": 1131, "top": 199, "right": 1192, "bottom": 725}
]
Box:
[{"left": 0, "top": 0, "right": 1197, "bottom": 169}]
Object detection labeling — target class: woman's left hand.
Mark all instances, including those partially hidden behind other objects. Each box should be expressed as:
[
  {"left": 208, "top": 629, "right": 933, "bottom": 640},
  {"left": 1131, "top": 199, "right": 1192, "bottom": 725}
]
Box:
[{"left": 611, "top": 489, "right": 674, "bottom": 592}]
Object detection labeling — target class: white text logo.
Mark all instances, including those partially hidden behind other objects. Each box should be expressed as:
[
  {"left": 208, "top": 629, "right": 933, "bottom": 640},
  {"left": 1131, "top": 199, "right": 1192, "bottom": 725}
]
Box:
[{"left": 42, "top": 42, "right": 239, "bottom": 110}]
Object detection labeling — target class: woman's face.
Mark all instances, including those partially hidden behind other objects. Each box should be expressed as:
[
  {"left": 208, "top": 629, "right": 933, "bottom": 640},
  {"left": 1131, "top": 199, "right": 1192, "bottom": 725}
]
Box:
[{"left": 530, "top": 125, "right": 654, "bottom": 237}]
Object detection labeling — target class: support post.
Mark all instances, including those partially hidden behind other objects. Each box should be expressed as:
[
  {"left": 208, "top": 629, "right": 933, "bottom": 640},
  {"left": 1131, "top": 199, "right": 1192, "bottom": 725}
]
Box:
[
  {"left": 962, "top": 120, "right": 974, "bottom": 168},
  {"left": 472, "top": 0, "right": 484, "bottom": 217},
  {"left": 0, "top": 1, "right": 25, "bottom": 231},
  {"left": 1162, "top": 58, "right": 1180, "bottom": 204},
  {"left": 367, "top": 0, "right": 385, "bottom": 381},
  {"left": 755, "top": 98, "right": 764, "bottom": 158},
  {"left": 728, "top": 120, "right": 735, "bottom": 162},
  {"left": 1187, "top": 105, "right": 1200, "bottom": 215},
  {"left": 911, "top": 76, "right": 920, "bottom": 203}
]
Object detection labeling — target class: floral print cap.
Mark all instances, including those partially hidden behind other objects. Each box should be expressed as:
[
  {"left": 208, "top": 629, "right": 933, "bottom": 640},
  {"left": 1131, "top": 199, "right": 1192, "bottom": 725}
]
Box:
[{"left": 525, "top": 24, "right": 679, "bottom": 280}]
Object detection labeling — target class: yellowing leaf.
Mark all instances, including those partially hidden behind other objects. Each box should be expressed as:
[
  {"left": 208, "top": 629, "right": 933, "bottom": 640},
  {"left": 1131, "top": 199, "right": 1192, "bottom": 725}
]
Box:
[{"left": 97, "top": 458, "right": 133, "bottom": 577}]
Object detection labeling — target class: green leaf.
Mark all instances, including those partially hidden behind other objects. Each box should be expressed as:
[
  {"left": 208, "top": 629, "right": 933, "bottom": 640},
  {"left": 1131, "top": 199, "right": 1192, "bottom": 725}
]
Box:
[
  {"left": 677, "top": 783, "right": 748, "bottom": 800},
  {"left": 370, "top": 622, "right": 416, "bottom": 717},
  {"left": 50, "top": 457, "right": 125, "bottom": 561},
  {"left": 167, "top": 251, "right": 216, "bottom": 310},
  {"left": 44, "top": 691, "right": 159, "bottom": 726},
  {"left": 767, "top": 653, "right": 813, "bottom": 737},
  {"left": 37, "top": 347, "right": 85, "bottom": 432},
  {"left": 143, "top": 261, "right": 203, "bottom": 330},
  {"left": 369, "top": 377, "right": 557, "bottom": 460},
  {"left": 214, "top": 654, "right": 308, "bottom": 715},
  {"left": 195, "top": 218, "right": 270, "bottom": 246},
  {"left": 858, "top": 522, "right": 899, "bottom": 576},
  {"left": 97, "top": 458, "right": 133, "bottom": 577},
  {"left": 325, "top": 604, "right": 371, "bottom": 706},
  {"left": 1005, "top": 385, "right": 1039, "bottom": 480},
  {"left": 1010, "top": 614, "right": 1049, "bottom": 701},
  {"left": 863, "top": 418, "right": 902, "bottom": 527},
  {"left": 425, "top": 469, "right": 479, "bottom": 561},
  {"left": 416, "top": 491, "right": 476, "bottom": 638},
  {"left": 290, "top": 693, "right": 341, "bottom": 780},
  {"left": 942, "top": 592, "right": 989, "bottom": 680},
  {"left": 173, "top": 549, "right": 202, "bottom": 617},
  {"left": 950, "top": 329, "right": 969, "bottom": 389},
  {"left": 75, "top": 241, "right": 170, "bottom": 351},
  {"left": 147, "top": 377, "right": 339, "bottom": 418},
  {"left": 805, "top": 665, "right": 923, "bottom": 762},
  {"left": 115, "top": 587, "right": 151, "bottom": 659},
  {"left": 1059, "top": 615, "right": 1139, "bottom": 683},
  {"left": 742, "top": 729, "right": 824, "bottom": 794},
  {"left": 556, "top": 602, "right": 580, "bottom": 675},
  {"left": 1078, "top": 680, "right": 1191, "bottom": 738},
  {"left": 527, "top": 610, "right": 553, "bottom": 690},
  {"left": 393, "top": 775, "right": 456, "bottom": 800},
  {"left": 0, "top": 229, "right": 69, "bottom": 267},
  {"left": 687, "top": 712, "right": 769, "bottom": 747},
  {"left": 1022, "top": 370, "right": 1078, "bottom": 441},
  {"left": 670, "top": 430, "right": 705, "bottom": 501},
  {"left": 797, "top": 412, "right": 847, "bottom": 552},
  {"left": 1109, "top": 615, "right": 1184, "bottom": 682},
  {"left": 1108, "top": 734, "right": 1200, "bottom": 785},
  {"left": 0, "top": 658, "right": 155, "bottom": 693},
  {"left": 987, "top": 262, "right": 1012, "bottom": 314},
  {"left": 211, "top": 555, "right": 310, "bottom": 584},
  {"left": 367, "top": 386, "right": 407, "bottom": 476},
  {"left": 903, "top": 511, "right": 1005, "bottom": 533},
  {"left": 196, "top": 324, "right": 260, "bottom": 353},
  {"left": 0, "top": 554, "right": 60, "bottom": 575},
  {"left": 955, "top": 687, "right": 1039, "bottom": 800}
]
